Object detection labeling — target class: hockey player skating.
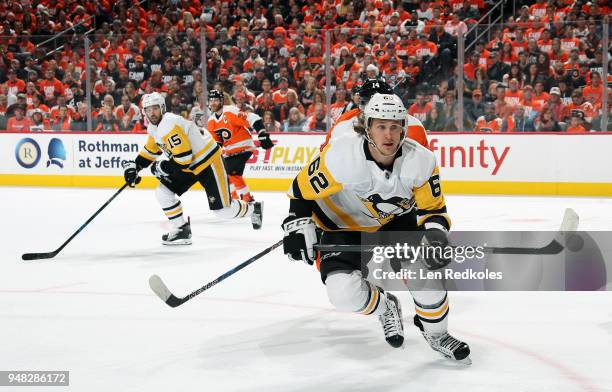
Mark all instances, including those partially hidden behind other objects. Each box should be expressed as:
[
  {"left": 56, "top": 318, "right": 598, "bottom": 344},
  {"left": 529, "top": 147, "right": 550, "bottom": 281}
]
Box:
[
  {"left": 282, "top": 93, "right": 471, "bottom": 363},
  {"left": 123, "top": 92, "right": 263, "bottom": 245},
  {"left": 207, "top": 89, "right": 274, "bottom": 202}
]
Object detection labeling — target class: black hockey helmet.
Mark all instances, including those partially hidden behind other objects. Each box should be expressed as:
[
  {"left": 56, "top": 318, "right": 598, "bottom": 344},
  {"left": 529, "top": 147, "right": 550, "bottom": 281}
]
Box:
[
  {"left": 358, "top": 78, "right": 393, "bottom": 108},
  {"left": 208, "top": 89, "right": 224, "bottom": 102}
]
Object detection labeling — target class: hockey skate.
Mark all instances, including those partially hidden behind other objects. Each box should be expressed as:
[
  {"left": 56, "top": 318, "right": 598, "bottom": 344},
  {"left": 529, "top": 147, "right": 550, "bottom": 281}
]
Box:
[
  {"left": 162, "top": 219, "right": 192, "bottom": 245},
  {"left": 414, "top": 315, "right": 471, "bottom": 364},
  {"left": 378, "top": 292, "right": 404, "bottom": 348},
  {"left": 251, "top": 201, "right": 263, "bottom": 230}
]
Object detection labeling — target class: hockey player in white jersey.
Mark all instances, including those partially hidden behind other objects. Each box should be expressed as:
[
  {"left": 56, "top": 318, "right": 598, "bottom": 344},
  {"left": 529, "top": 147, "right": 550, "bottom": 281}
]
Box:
[
  {"left": 282, "top": 93, "right": 470, "bottom": 363},
  {"left": 123, "top": 92, "right": 263, "bottom": 245}
]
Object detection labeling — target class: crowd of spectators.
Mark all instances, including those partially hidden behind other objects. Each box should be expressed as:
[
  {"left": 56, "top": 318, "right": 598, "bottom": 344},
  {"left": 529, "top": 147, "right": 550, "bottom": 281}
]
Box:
[{"left": 0, "top": 0, "right": 610, "bottom": 133}]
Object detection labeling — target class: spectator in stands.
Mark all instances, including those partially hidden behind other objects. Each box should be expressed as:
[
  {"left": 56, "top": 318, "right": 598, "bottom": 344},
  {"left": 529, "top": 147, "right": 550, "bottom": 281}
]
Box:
[
  {"left": 6, "top": 93, "right": 28, "bottom": 118},
  {"left": 95, "top": 104, "right": 120, "bottom": 132},
  {"left": 465, "top": 89, "right": 486, "bottom": 130},
  {"left": 29, "top": 109, "right": 50, "bottom": 132},
  {"left": 329, "top": 88, "right": 348, "bottom": 124},
  {"left": 463, "top": 52, "right": 483, "bottom": 83},
  {"left": 444, "top": 13, "right": 468, "bottom": 37},
  {"left": 503, "top": 105, "right": 536, "bottom": 132},
  {"left": 277, "top": 90, "right": 305, "bottom": 124},
  {"left": 262, "top": 110, "right": 281, "bottom": 133},
  {"left": 118, "top": 115, "right": 135, "bottom": 132},
  {"left": 583, "top": 71, "right": 603, "bottom": 106},
  {"left": 38, "top": 68, "right": 64, "bottom": 106},
  {"left": 440, "top": 90, "right": 458, "bottom": 129},
  {"left": 467, "top": 67, "right": 490, "bottom": 97},
  {"left": 423, "top": 106, "right": 446, "bottom": 132},
  {"left": 70, "top": 103, "right": 94, "bottom": 132},
  {"left": 4, "top": 70, "right": 26, "bottom": 97},
  {"left": 475, "top": 102, "right": 502, "bottom": 132},
  {"left": 458, "top": 0, "right": 480, "bottom": 19},
  {"left": 487, "top": 50, "right": 510, "bottom": 82},
  {"left": 283, "top": 107, "right": 307, "bottom": 132},
  {"left": 50, "top": 105, "right": 71, "bottom": 131},
  {"left": 6, "top": 105, "right": 32, "bottom": 132},
  {"left": 536, "top": 106, "right": 560, "bottom": 133},
  {"left": 167, "top": 93, "right": 187, "bottom": 116},
  {"left": 304, "top": 102, "right": 327, "bottom": 132},
  {"left": 566, "top": 112, "right": 588, "bottom": 133},
  {"left": 114, "top": 95, "right": 140, "bottom": 127},
  {"left": 563, "top": 88, "right": 595, "bottom": 125},
  {"left": 408, "top": 91, "right": 433, "bottom": 123}
]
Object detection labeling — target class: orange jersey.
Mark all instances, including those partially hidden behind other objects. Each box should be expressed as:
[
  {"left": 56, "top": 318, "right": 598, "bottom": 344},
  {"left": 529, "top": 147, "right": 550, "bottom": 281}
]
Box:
[
  {"left": 208, "top": 106, "right": 256, "bottom": 156},
  {"left": 475, "top": 116, "right": 502, "bottom": 132},
  {"left": 407, "top": 102, "right": 432, "bottom": 123}
]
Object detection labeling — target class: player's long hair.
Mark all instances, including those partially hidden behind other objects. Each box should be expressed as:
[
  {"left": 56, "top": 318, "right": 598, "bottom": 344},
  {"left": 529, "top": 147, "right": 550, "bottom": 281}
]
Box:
[{"left": 353, "top": 113, "right": 366, "bottom": 136}]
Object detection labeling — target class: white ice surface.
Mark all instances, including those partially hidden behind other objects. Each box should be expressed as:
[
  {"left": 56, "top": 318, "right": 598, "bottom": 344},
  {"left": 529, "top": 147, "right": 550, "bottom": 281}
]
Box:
[{"left": 2, "top": 187, "right": 612, "bottom": 392}]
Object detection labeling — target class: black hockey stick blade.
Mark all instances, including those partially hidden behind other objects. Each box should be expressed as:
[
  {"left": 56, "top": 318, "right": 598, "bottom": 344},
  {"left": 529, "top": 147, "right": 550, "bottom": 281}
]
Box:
[
  {"left": 21, "top": 183, "right": 129, "bottom": 261},
  {"left": 149, "top": 240, "right": 284, "bottom": 308},
  {"left": 484, "top": 239, "right": 564, "bottom": 255},
  {"left": 149, "top": 275, "right": 186, "bottom": 308},
  {"left": 22, "top": 251, "right": 58, "bottom": 261}
]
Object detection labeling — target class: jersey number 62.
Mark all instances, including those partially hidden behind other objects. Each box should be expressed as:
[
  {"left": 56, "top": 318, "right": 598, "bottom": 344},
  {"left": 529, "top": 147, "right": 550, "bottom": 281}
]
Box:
[{"left": 307, "top": 157, "right": 329, "bottom": 194}]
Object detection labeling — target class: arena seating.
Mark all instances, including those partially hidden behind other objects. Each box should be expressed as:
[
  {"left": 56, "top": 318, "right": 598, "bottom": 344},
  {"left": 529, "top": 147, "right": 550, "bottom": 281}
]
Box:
[{"left": 0, "top": 0, "right": 610, "bottom": 132}]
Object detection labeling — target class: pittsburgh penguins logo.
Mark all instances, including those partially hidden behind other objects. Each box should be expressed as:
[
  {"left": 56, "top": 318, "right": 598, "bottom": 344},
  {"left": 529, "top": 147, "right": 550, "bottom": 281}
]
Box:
[
  {"left": 157, "top": 142, "right": 172, "bottom": 158},
  {"left": 215, "top": 127, "right": 232, "bottom": 142},
  {"left": 361, "top": 194, "right": 415, "bottom": 225}
]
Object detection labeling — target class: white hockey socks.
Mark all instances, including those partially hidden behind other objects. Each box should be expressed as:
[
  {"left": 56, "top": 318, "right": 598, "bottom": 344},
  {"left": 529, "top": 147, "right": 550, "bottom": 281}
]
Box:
[
  {"left": 212, "top": 199, "right": 252, "bottom": 220},
  {"left": 155, "top": 184, "right": 186, "bottom": 228},
  {"left": 325, "top": 271, "right": 386, "bottom": 316},
  {"left": 412, "top": 291, "right": 449, "bottom": 335}
]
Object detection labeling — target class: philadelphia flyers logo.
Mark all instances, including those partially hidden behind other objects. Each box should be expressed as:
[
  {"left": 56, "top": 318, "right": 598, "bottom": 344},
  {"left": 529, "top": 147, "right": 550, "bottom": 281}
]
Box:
[{"left": 214, "top": 127, "right": 232, "bottom": 141}]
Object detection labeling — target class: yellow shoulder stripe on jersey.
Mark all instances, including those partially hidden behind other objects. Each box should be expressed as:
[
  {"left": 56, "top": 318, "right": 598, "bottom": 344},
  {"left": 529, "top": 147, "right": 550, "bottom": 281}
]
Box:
[
  {"left": 293, "top": 145, "right": 343, "bottom": 200},
  {"left": 413, "top": 166, "right": 451, "bottom": 228},
  {"left": 321, "top": 197, "right": 359, "bottom": 228},
  {"left": 163, "top": 125, "right": 193, "bottom": 166},
  {"left": 139, "top": 136, "right": 162, "bottom": 161}
]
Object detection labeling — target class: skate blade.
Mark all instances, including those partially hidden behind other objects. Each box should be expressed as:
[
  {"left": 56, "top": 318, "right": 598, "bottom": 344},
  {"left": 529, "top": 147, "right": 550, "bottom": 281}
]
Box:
[
  {"left": 441, "top": 354, "right": 472, "bottom": 366},
  {"left": 435, "top": 351, "right": 472, "bottom": 365},
  {"left": 162, "top": 239, "right": 193, "bottom": 246},
  {"left": 455, "top": 356, "right": 472, "bottom": 365}
]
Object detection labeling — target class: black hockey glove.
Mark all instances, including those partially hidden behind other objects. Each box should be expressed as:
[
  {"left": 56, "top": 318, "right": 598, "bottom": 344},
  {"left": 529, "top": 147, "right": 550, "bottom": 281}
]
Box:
[
  {"left": 282, "top": 216, "right": 318, "bottom": 265},
  {"left": 122, "top": 161, "right": 141, "bottom": 187},
  {"left": 258, "top": 130, "right": 274, "bottom": 150},
  {"left": 151, "top": 160, "right": 172, "bottom": 181},
  {"left": 420, "top": 229, "right": 452, "bottom": 270}
]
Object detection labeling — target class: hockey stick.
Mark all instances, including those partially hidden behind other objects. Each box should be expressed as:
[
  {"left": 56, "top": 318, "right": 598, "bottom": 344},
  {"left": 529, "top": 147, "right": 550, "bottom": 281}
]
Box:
[
  {"left": 149, "top": 239, "right": 284, "bottom": 308},
  {"left": 314, "top": 208, "right": 579, "bottom": 255},
  {"left": 21, "top": 183, "right": 130, "bottom": 261}
]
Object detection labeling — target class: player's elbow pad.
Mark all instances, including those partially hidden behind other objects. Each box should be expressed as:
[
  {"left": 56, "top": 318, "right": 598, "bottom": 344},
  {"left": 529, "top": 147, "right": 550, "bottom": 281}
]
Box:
[{"left": 135, "top": 155, "right": 153, "bottom": 170}]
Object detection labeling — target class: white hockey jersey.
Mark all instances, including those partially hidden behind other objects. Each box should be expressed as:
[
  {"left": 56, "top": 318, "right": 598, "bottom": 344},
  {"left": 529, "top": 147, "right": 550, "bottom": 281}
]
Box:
[
  {"left": 138, "top": 112, "right": 221, "bottom": 175},
  {"left": 288, "top": 133, "right": 449, "bottom": 232}
]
